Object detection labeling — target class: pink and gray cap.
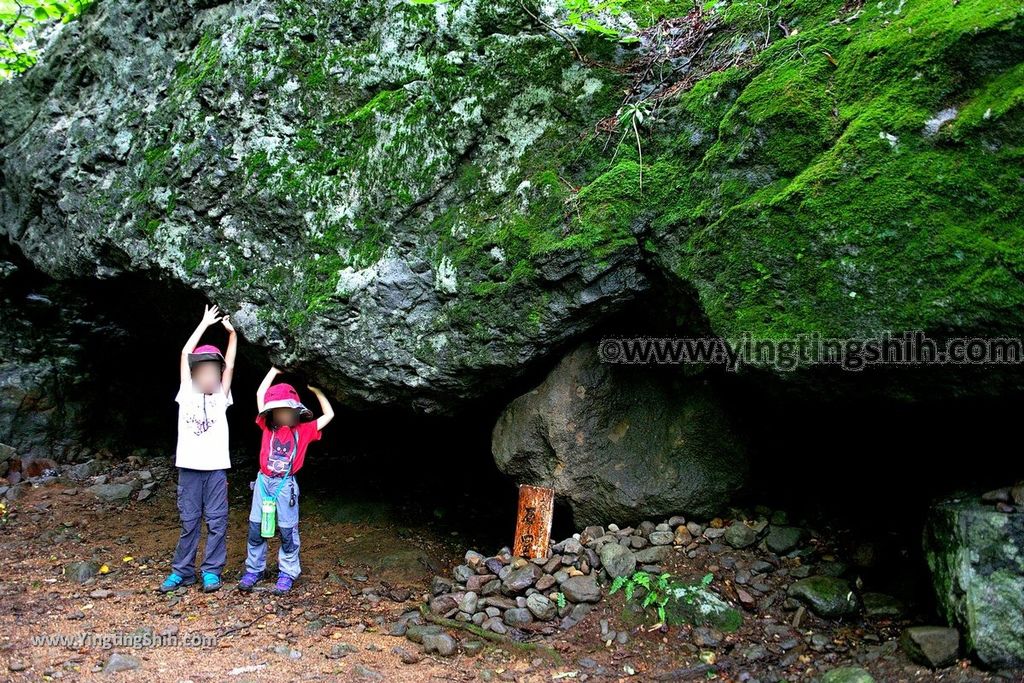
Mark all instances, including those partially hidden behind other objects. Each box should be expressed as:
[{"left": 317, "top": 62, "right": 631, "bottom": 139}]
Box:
[
  {"left": 261, "top": 383, "right": 314, "bottom": 421},
  {"left": 187, "top": 344, "right": 225, "bottom": 369}
]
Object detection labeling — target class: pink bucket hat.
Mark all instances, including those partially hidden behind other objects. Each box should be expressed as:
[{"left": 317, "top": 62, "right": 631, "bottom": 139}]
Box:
[
  {"left": 188, "top": 344, "right": 225, "bottom": 369},
  {"left": 261, "top": 383, "right": 314, "bottom": 421}
]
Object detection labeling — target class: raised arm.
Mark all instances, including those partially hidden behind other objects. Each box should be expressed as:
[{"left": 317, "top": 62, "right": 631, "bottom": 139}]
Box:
[
  {"left": 221, "top": 316, "right": 238, "bottom": 397},
  {"left": 308, "top": 385, "right": 335, "bottom": 431},
  {"left": 180, "top": 305, "right": 221, "bottom": 384},
  {"left": 256, "top": 366, "right": 282, "bottom": 412}
]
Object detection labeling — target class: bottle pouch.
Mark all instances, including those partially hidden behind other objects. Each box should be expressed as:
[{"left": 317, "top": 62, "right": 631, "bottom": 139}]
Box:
[
  {"left": 260, "top": 499, "right": 277, "bottom": 537},
  {"left": 258, "top": 426, "right": 297, "bottom": 539}
]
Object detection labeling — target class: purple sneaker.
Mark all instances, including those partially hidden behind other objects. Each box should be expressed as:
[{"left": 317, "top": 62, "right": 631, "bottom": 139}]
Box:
[
  {"left": 271, "top": 574, "right": 294, "bottom": 595},
  {"left": 238, "top": 571, "right": 263, "bottom": 592}
]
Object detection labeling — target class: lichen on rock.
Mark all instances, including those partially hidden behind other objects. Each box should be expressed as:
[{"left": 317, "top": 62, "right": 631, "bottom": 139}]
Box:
[
  {"left": 924, "top": 496, "right": 1024, "bottom": 668},
  {"left": 1, "top": 0, "right": 1021, "bottom": 410}
]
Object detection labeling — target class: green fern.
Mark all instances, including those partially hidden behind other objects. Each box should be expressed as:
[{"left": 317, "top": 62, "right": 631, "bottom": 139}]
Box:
[{"left": 609, "top": 570, "right": 674, "bottom": 624}]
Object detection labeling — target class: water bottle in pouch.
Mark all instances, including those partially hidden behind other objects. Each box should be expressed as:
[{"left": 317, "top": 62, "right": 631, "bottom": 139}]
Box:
[{"left": 261, "top": 499, "right": 277, "bottom": 537}]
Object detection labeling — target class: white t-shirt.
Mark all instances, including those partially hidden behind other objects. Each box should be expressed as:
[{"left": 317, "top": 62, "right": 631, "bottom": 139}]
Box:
[{"left": 175, "top": 380, "right": 233, "bottom": 470}]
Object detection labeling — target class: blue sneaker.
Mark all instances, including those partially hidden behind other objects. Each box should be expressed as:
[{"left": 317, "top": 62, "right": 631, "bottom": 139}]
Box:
[
  {"left": 158, "top": 572, "right": 195, "bottom": 593},
  {"left": 201, "top": 572, "right": 223, "bottom": 593}
]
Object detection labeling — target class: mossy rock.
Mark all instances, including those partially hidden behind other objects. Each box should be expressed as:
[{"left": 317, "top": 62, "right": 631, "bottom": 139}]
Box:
[
  {"left": 787, "top": 576, "right": 860, "bottom": 618},
  {"left": 662, "top": 584, "right": 743, "bottom": 633},
  {"left": 615, "top": 579, "right": 742, "bottom": 633},
  {"left": 924, "top": 497, "right": 1024, "bottom": 668},
  {"left": 821, "top": 667, "right": 875, "bottom": 683},
  {"left": 0, "top": 0, "right": 1021, "bottom": 407}
]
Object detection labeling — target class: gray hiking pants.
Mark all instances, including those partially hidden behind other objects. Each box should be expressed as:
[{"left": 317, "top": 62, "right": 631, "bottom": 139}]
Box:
[{"left": 171, "top": 467, "right": 229, "bottom": 580}]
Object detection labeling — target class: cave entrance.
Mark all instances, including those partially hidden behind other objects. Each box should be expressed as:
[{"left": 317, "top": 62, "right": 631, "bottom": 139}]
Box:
[
  {"left": 7, "top": 242, "right": 1024, "bottom": 627},
  {"left": 70, "top": 271, "right": 537, "bottom": 556},
  {"left": 564, "top": 275, "right": 1024, "bottom": 622},
  {"left": 727, "top": 378, "right": 1024, "bottom": 614}
]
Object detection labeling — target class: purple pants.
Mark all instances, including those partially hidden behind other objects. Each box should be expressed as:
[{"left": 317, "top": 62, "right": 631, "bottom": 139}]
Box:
[{"left": 171, "top": 467, "right": 228, "bottom": 580}]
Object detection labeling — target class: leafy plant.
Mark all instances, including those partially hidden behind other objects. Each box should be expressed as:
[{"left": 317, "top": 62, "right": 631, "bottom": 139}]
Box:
[
  {"left": 555, "top": 591, "right": 567, "bottom": 609},
  {"left": 522, "top": 0, "right": 641, "bottom": 65},
  {"left": 561, "top": 0, "right": 639, "bottom": 43},
  {"left": 1, "top": 0, "right": 93, "bottom": 79},
  {"left": 611, "top": 99, "right": 656, "bottom": 193},
  {"left": 610, "top": 570, "right": 674, "bottom": 623},
  {"left": 611, "top": 571, "right": 718, "bottom": 625}
]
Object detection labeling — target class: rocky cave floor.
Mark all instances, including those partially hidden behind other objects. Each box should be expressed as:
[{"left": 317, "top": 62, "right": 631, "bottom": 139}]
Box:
[{"left": 0, "top": 458, "right": 1015, "bottom": 683}]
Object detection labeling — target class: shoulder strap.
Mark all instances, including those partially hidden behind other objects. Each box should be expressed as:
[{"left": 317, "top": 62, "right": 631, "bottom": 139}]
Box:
[{"left": 282, "top": 426, "right": 298, "bottom": 476}]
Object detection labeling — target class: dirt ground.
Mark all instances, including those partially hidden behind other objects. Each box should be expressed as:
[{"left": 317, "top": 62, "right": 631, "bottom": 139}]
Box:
[{"left": 0, "top": 476, "right": 1016, "bottom": 682}]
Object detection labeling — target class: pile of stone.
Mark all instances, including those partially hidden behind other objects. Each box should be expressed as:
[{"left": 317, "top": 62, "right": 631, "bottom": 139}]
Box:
[
  {"left": 0, "top": 444, "right": 165, "bottom": 503},
  {"left": 429, "top": 516, "right": 690, "bottom": 634}
]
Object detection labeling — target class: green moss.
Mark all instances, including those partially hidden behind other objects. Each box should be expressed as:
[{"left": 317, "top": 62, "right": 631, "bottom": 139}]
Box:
[
  {"left": 328, "top": 88, "right": 407, "bottom": 126},
  {"left": 567, "top": 0, "right": 1024, "bottom": 345},
  {"left": 140, "top": 218, "right": 162, "bottom": 234},
  {"left": 169, "top": 32, "right": 222, "bottom": 98},
  {"left": 86, "top": 0, "right": 1023, "bottom": 363},
  {"left": 621, "top": 0, "right": 702, "bottom": 26},
  {"left": 951, "top": 62, "right": 1024, "bottom": 138}
]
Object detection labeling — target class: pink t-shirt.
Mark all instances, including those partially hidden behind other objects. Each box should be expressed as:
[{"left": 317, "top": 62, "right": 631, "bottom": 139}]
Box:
[{"left": 255, "top": 414, "right": 321, "bottom": 477}]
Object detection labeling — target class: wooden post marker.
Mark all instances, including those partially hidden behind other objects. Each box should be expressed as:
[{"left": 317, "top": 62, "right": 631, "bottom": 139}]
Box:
[{"left": 513, "top": 484, "right": 554, "bottom": 559}]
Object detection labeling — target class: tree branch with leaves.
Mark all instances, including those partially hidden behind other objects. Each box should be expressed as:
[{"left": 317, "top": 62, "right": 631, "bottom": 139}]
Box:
[{"left": 1, "top": 0, "right": 93, "bottom": 79}]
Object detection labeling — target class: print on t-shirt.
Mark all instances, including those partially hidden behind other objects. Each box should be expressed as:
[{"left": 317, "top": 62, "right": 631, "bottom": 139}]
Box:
[
  {"left": 266, "top": 427, "right": 298, "bottom": 476},
  {"left": 184, "top": 396, "right": 215, "bottom": 437}
]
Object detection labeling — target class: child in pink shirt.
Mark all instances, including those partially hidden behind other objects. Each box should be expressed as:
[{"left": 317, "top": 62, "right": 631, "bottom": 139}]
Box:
[{"left": 238, "top": 367, "right": 334, "bottom": 594}]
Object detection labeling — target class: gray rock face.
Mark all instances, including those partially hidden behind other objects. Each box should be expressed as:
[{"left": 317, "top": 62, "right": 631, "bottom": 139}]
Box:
[
  {"left": 492, "top": 342, "right": 748, "bottom": 525},
  {"left": 900, "top": 626, "right": 960, "bottom": 669},
  {"left": 64, "top": 560, "right": 101, "bottom": 584},
  {"left": 502, "top": 607, "right": 534, "bottom": 627},
  {"left": 103, "top": 653, "right": 140, "bottom": 674},
  {"left": 501, "top": 564, "right": 541, "bottom": 593},
  {"left": 821, "top": 667, "right": 875, "bottom": 683},
  {"left": 67, "top": 460, "right": 100, "bottom": 481},
  {"left": 1, "top": 0, "right": 1020, "bottom": 422},
  {"left": 421, "top": 633, "right": 457, "bottom": 657},
  {"left": 404, "top": 624, "right": 442, "bottom": 644},
  {"left": 765, "top": 526, "right": 803, "bottom": 554},
  {"left": 526, "top": 593, "right": 556, "bottom": 620},
  {"left": 0, "top": 0, "right": 647, "bottom": 412},
  {"left": 560, "top": 575, "right": 601, "bottom": 603},
  {"left": 0, "top": 258, "right": 89, "bottom": 460},
  {"left": 0, "top": 251, "right": 167, "bottom": 461},
  {"left": 630, "top": 544, "right": 671, "bottom": 565},
  {"left": 861, "top": 592, "right": 905, "bottom": 618},
  {"left": 648, "top": 530, "right": 674, "bottom": 546},
  {"left": 664, "top": 584, "right": 742, "bottom": 632},
  {"left": 724, "top": 522, "right": 758, "bottom": 549},
  {"left": 599, "top": 543, "right": 636, "bottom": 579},
  {"left": 924, "top": 497, "right": 1024, "bottom": 668}
]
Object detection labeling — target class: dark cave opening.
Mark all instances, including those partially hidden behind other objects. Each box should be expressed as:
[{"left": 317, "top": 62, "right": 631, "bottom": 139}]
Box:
[
  {"left": 731, "top": 384, "right": 1024, "bottom": 615},
  {"left": 4, "top": 242, "right": 1024, "bottom": 623},
  {"left": 587, "top": 277, "right": 1024, "bottom": 617}
]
